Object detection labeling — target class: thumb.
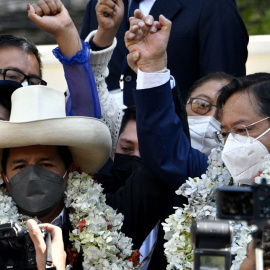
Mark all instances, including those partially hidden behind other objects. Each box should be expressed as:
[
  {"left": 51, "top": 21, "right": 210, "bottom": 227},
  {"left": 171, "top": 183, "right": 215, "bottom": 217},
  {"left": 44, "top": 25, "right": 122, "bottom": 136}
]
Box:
[
  {"left": 159, "top": 14, "right": 172, "bottom": 31},
  {"left": 27, "top": 4, "right": 42, "bottom": 24},
  {"left": 27, "top": 219, "right": 47, "bottom": 270},
  {"left": 127, "top": 51, "right": 140, "bottom": 73}
]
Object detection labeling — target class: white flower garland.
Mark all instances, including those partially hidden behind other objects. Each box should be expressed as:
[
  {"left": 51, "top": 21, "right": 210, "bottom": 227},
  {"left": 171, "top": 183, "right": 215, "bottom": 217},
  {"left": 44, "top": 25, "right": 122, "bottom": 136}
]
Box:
[
  {"left": 0, "top": 172, "right": 140, "bottom": 270},
  {"left": 162, "top": 145, "right": 254, "bottom": 270}
]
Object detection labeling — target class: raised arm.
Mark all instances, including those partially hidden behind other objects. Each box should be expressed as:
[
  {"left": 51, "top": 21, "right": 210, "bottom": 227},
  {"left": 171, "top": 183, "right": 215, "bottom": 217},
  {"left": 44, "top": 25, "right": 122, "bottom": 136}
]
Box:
[
  {"left": 85, "top": 0, "right": 126, "bottom": 156},
  {"left": 28, "top": 0, "right": 100, "bottom": 117},
  {"left": 125, "top": 11, "right": 208, "bottom": 187}
]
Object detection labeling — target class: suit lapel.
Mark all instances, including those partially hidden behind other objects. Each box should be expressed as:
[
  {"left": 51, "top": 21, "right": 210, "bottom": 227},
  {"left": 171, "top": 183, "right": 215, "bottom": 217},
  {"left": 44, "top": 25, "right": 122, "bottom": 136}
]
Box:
[{"left": 150, "top": 0, "right": 182, "bottom": 21}]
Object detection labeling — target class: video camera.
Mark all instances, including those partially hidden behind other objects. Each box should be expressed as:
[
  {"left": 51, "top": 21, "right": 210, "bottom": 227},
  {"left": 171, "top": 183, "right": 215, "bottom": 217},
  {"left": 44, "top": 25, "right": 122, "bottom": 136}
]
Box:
[
  {"left": 0, "top": 221, "right": 47, "bottom": 270},
  {"left": 216, "top": 179, "right": 270, "bottom": 269},
  {"left": 190, "top": 220, "right": 232, "bottom": 270},
  {"left": 216, "top": 178, "right": 270, "bottom": 223}
]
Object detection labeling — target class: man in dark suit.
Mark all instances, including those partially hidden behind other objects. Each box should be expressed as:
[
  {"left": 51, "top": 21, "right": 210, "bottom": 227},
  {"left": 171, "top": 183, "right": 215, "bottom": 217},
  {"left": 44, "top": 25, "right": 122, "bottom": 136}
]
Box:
[{"left": 81, "top": 0, "right": 249, "bottom": 106}]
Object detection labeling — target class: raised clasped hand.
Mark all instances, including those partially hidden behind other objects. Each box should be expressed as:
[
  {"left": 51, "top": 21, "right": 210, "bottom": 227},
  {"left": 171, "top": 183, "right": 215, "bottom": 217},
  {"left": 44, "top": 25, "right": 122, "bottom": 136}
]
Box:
[{"left": 124, "top": 9, "right": 171, "bottom": 73}]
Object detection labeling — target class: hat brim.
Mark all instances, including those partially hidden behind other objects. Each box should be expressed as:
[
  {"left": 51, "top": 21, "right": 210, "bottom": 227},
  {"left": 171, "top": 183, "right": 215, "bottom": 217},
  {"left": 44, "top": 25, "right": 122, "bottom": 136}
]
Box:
[{"left": 0, "top": 117, "right": 111, "bottom": 173}]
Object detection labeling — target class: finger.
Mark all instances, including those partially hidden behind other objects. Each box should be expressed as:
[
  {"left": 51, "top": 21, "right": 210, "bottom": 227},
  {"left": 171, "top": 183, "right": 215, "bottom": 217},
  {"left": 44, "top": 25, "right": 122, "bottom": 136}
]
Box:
[
  {"left": 38, "top": 223, "right": 64, "bottom": 244},
  {"left": 133, "top": 9, "right": 145, "bottom": 20},
  {"left": 96, "top": 0, "right": 116, "bottom": 18},
  {"left": 129, "top": 17, "right": 146, "bottom": 29},
  {"left": 159, "top": 14, "right": 172, "bottom": 30},
  {"left": 97, "top": 5, "right": 116, "bottom": 16},
  {"left": 54, "top": 0, "right": 63, "bottom": 13},
  {"left": 37, "top": 0, "right": 52, "bottom": 16},
  {"left": 38, "top": 223, "right": 66, "bottom": 269},
  {"left": 144, "top": 15, "right": 154, "bottom": 26},
  {"left": 125, "top": 30, "right": 136, "bottom": 40},
  {"left": 127, "top": 52, "right": 140, "bottom": 73},
  {"left": 132, "top": 51, "right": 140, "bottom": 62},
  {"left": 28, "top": 4, "right": 46, "bottom": 26},
  {"left": 115, "top": 0, "right": 124, "bottom": 9},
  {"left": 129, "top": 24, "right": 139, "bottom": 34},
  {"left": 30, "top": 3, "right": 44, "bottom": 17},
  {"left": 27, "top": 219, "right": 46, "bottom": 270},
  {"left": 44, "top": 0, "right": 59, "bottom": 15},
  {"left": 150, "top": 21, "right": 160, "bottom": 33},
  {"left": 99, "top": 0, "right": 116, "bottom": 9},
  {"left": 126, "top": 26, "right": 143, "bottom": 40}
]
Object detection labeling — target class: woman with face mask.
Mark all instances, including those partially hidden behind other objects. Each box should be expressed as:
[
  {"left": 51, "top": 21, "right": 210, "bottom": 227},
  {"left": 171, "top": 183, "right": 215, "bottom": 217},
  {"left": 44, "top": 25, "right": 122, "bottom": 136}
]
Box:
[{"left": 185, "top": 72, "right": 233, "bottom": 156}]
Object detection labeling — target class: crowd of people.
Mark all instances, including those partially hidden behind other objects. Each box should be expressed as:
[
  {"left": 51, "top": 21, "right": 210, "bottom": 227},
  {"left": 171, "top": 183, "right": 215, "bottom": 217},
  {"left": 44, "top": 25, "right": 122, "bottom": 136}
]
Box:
[{"left": 0, "top": 0, "right": 269, "bottom": 269}]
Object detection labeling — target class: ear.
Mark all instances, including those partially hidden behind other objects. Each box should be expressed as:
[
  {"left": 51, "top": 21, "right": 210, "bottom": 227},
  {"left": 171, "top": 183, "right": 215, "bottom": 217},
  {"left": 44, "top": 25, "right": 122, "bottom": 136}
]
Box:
[
  {"left": 1, "top": 170, "right": 10, "bottom": 192},
  {"left": 68, "top": 162, "right": 76, "bottom": 173}
]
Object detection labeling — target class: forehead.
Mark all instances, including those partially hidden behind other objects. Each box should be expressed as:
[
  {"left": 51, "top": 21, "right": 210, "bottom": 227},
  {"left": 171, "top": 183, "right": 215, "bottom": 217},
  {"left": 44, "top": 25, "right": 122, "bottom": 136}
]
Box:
[
  {"left": 222, "top": 92, "right": 259, "bottom": 129},
  {"left": 0, "top": 46, "right": 40, "bottom": 76},
  {"left": 7, "top": 145, "right": 61, "bottom": 161},
  {"left": 120, "top": 120, "right": 138, "bottom": 142},
  {"left": 191, "top": 79, "right": 229, "bottom": 101}
]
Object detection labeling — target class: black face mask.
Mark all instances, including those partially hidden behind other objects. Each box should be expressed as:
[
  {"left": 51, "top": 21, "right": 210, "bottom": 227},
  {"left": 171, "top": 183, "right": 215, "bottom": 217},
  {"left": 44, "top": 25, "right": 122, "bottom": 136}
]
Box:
[
  {"left": 111, "top": 153, "right": 142, "bottom": 184},
  {"left": 8, "top": 164, "right": 66, "bottom": 217}
]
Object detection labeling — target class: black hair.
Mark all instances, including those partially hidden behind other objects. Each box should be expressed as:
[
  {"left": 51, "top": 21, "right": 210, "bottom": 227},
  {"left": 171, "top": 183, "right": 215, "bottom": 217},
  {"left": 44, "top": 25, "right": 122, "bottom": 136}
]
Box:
[
  {"left": 119, "top": 106, "right": 136, "bottom": 136},
  {"left": 217, "top": 73, "right": 270, "bottom": 117},
  {"left": 1, "top": 146, "right": 73, "bottom": 174},
  {"left": 187, "top": 72, "right": 234, "bottom": 101},
  {"left": 57, "top": 146, "right": 73, "bottom": 170},
  {"left": 0, "top": 34, "right": 43, "bottom": 76}
]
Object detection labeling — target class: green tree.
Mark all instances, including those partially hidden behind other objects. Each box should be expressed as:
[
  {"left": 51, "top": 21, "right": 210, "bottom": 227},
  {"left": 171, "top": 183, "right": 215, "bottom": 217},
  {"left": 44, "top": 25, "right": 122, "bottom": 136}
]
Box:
[{"left": 237, "top": 0, "right": 270, "bottom": 35}]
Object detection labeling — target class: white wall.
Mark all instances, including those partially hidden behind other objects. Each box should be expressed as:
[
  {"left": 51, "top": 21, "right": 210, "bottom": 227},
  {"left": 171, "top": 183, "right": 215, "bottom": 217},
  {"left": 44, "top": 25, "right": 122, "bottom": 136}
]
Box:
[
  {"left": 38, "top": 45, "right": 67, "bottom": 93},
  {"left": 246, "top": 35, "right": 270, "bottom": 75},
  {"left": 38, "top": 35, "right": 270, "bottom": 92}
]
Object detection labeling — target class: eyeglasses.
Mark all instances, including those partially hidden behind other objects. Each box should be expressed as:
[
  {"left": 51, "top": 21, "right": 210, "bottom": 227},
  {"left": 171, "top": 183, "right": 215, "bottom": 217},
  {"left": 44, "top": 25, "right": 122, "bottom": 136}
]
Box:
[
  {"left": 213, "top": 116, "right": 270, "bottom": 144},
  {"left": 0, "top": 68, "right": 47, "bottom": 86},
  {"left": 186, "top": 97, "right": 217, "bottom": 115}
]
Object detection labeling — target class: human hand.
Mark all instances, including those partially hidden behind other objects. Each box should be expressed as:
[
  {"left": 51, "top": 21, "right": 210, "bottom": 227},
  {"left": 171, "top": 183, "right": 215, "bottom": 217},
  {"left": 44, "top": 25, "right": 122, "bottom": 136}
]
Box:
[
  {"left": 240, "top": 239, "right": 270, "bottom": 270},
  {"left": 28, "top": 0, "right": 73, "bottom": 38},
  {"left": 27, "top": 219, "right": 66, "bottom": 270},
  {"left": 28, "top": 0, "right": 81, "bottom": 58},
  {"left": 125, "top": 9, "right": 171, "bottom": 73},
  {"left": 93, "top": 0, "right": 124, "bottom": 47}
]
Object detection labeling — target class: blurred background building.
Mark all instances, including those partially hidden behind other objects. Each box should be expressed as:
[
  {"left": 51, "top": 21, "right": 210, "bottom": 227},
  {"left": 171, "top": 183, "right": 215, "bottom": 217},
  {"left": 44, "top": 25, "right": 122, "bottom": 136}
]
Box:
[
  {"left": 1, "top": 0, "right": 270, "bottom": 92},
  {"left": 0, "top": 0, "right": 88, "bottom": 44},
  {"left": 1, "top": 0, "right": 270, "bottom": 44}
]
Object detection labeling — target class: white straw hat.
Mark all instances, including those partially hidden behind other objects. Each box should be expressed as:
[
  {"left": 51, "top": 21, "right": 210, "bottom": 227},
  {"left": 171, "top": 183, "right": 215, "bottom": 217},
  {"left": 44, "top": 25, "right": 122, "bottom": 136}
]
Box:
[{"left": 0, "top": 85, "right": 111, "bottom": 173}]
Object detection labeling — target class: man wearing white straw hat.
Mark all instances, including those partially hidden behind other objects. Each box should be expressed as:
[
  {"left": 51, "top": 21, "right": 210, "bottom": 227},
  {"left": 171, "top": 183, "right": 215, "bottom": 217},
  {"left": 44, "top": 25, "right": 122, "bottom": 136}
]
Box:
[
  {"left": 0, "top": 85, "right": 111, "bottom": 269},
  {"left": 0, "top": 84, "right": 111, "bottom": 218}
]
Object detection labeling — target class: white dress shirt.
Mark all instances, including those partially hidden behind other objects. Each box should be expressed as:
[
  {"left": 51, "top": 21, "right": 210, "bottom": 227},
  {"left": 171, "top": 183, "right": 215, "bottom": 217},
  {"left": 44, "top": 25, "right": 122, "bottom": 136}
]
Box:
[{"left": 128, "top": 0, "right": 156, "bottom": 16}]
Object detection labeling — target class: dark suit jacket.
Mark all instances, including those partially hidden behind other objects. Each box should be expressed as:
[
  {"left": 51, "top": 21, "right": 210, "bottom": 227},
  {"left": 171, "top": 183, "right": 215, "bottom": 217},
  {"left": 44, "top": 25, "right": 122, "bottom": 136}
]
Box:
[
  {"left": 96, "top": 81, "right": 206, "bottom": 268},
  {"left": 81, "top": 0, "right": 249, "bottom": 106},
  {"left": 132, "top": 80, "right": 208, "bottom": 269}
]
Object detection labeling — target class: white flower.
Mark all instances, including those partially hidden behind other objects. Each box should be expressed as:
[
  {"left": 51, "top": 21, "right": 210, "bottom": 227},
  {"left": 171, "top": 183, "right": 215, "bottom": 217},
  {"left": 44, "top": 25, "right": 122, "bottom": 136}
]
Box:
[
  {"left": 163, "top": 144, "right": 254, "bottom": 270},
  {"left": 0, "top": 171, "right": 139, "bottom": 270}
]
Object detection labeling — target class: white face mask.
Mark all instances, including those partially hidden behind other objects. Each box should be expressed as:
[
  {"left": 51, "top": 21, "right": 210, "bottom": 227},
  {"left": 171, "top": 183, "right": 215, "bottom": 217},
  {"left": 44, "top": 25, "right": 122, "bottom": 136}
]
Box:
[
  {"left": 188, "top": 116, "right": 221, "bottom": 156},
  {"left": 222, "top": 132, "right": 270, "bottom": 185}
]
